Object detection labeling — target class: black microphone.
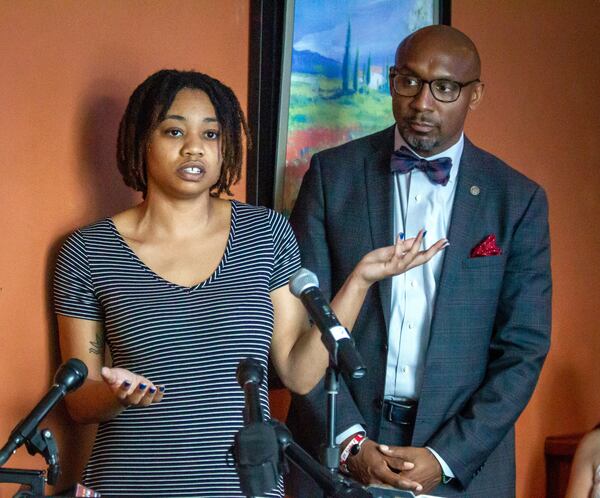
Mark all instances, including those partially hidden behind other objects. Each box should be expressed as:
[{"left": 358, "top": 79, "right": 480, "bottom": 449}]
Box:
[
  {"left": 289, "top": 268, "right": 366, "bottom": 379},
  {"left": 0, "top": 358, "right": 88, "bottom": 466},
  {"left": 234, "top": 358, "right": 282, "bottom": 496},
  {"left": 236, "top": 356, "right": 264, "bottom": 425}
]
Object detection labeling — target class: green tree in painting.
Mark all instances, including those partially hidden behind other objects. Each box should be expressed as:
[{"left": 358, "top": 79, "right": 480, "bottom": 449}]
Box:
[
  {"left": 366, "top": 53, "right": 371, "bottom": 87},
  {"left": 341, "top": 21, "right": 351, "bottom": 93},
  {"left": 353, "top": 48, "right": 359, "bottom": 92}
]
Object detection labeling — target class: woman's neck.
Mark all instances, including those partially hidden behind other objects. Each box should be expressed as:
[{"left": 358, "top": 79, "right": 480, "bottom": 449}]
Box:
[{"left": 121, "top": 193, "right": 229, "bottom": 242}]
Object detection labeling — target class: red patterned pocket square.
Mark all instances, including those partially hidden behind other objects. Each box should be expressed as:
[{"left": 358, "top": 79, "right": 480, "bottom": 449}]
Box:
[{"left": 470, "top": 234, "right": 503, "bottom": 258}]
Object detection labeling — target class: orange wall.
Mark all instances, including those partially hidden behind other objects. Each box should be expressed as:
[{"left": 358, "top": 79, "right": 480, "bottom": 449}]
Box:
[
  {"left": 0, "top": 1, "right": 248, "bottom": 494},
  {"left": 1, "top": 1, "right": 599, "bottom": 497},
  {"left": 452, "top": 1, "right": 600, "bottom": 496}
]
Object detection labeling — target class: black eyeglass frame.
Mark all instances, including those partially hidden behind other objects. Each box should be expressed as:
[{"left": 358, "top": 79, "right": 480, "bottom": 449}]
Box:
[{"left": 389, "top": 68, "right": 481, "bottom": 103}]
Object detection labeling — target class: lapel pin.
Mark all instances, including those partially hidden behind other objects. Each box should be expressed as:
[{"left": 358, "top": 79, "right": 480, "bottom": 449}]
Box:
[{"left": 470, "top": 185, "right": 481, "bottom": 196}]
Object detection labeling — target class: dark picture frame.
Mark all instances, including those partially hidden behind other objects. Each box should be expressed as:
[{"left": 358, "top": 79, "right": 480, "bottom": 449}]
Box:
[{"left": 246, "top": 0, "right": 452, "bottom": 209}]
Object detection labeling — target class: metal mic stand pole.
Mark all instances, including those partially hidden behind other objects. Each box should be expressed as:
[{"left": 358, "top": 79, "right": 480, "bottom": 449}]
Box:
[
  {"left": 322, "top": 342, "right": 343, "bottom": 498},
  {"left": 321, "top": 335, "right": 367, "bottom": 496},
  {"left": 324, "top": 361, "right": 340, "bottom": 476}
]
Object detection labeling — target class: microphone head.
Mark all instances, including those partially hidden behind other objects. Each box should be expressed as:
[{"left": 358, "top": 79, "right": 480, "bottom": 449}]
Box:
[
  {"left": 236, "top": 357, "right": 263, "bottom": 387},
  {"left": 54, "top": 358, "right": 88, "bottom": 392},
  {"left": 289, "top": 268, "right": 319, "bottom": 298}
]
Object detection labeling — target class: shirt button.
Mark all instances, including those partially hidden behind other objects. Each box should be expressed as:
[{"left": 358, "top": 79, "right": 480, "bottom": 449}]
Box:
[
  {"left": 401, "top": 366, "right": 408, "bottom": 374},
  {"left": 410, "top": 280, "right": 417, "bottom": 288},
  {"left": 415, "top": 194, "right": 422, "bottom": 202},
  {"left": 408, "top": 323, "right": 414, "bottom": 330}
]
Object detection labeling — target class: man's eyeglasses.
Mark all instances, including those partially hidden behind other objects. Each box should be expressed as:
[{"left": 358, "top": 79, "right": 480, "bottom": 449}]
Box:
[{"left": 390, "top": 70, "right": 480, "bottom": 103}]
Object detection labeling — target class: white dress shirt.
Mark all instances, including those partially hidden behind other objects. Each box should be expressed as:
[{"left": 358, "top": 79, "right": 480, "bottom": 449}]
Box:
[
  {"left": 386, "top": 128, "right": 463, "bottom": 399},
  {"left": 338, "top": 128, "right": 465, "bottom": 480}
]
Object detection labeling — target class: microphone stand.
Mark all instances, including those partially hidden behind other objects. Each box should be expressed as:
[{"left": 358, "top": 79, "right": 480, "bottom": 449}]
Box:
[
  {"left": 322, "top": 336, "right": 358, "bottom": 498},
  {"left": 275, "top": 420, "right": 417, "bottom": 498},
  {"left": 0, "top": 426, "right": 59, "bottom": 497},
  {"left": 324, "top": 357, "right": 341, "bottom": 477},
  {"left": 273, "top": 420, "right": 371, "bottom": 498},
  {"left": 0, "top": 358, "right": 87, "bottom": 497},
  {"left": 288, "top": 268, "right": 367, "bottom": 493},
  {"left": 235, "top": 357, "right": 375, "bottom": 498},
  {"left": 270, "top": 420, "right": 415, "bottom": 498},
  {"left": 235, "top": 357, "right": 370, "bottom": 498}
]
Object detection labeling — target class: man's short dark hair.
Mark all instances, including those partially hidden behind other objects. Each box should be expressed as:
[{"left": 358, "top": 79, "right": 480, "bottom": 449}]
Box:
[{"left": 117, "top": 69, "right": 250, "bottom": 197}]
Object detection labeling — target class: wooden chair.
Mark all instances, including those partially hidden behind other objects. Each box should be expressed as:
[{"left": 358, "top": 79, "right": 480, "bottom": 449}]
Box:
[{"left": 545, "top": 433, "right": 584, "bottom": 498}]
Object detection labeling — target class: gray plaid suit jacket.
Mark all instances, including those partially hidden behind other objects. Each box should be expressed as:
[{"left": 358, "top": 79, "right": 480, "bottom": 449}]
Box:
[{"left": 286, "top": 126, "right": 551, "bottom": 497}]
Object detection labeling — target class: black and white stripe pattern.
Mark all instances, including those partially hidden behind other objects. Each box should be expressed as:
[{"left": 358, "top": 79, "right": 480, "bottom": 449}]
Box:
[{"left": 54, "top": 201, "right": 300, "bottom": 497}]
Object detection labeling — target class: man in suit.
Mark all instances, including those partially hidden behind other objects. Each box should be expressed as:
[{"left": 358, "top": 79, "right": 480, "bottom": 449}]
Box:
[{"left": 287, "top": 25, "right": 551, "bottom": 497}]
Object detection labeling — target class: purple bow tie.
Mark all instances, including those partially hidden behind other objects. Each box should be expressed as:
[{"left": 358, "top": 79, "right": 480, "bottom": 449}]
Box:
[{"left": 390, "top": 146, "right": 452, "bottom": 186}]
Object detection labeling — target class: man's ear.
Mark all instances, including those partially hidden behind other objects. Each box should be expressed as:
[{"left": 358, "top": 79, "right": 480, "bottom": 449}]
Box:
[{"left": 469, "top": 82, "right": 485, "bottom": 110}]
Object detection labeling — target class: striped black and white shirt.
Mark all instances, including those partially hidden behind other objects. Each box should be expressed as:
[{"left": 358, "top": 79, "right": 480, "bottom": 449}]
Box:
[{"left": 54, "top": 200, "right": 301, "bottom": 497}]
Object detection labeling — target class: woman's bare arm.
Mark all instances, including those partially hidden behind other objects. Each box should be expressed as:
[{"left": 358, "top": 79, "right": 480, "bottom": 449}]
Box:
[
  {"left": 58, "top": 315, "right": 164, "bottom": 423},
  {"left": 271, "top": 232, "right": 447, "bottom": 394}
]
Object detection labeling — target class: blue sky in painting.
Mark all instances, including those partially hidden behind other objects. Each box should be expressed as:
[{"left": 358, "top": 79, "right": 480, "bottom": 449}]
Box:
[{"left": 292, "top": 0, "right": 435, "bottom": 65}]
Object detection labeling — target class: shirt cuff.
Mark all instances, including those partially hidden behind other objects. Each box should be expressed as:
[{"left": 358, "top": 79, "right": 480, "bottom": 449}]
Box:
[
  {"left": 336, "top": 424, "right": 365, "bottom": 445},
  {"left": 426, "top": 446, "right": 455, "bottom": 481}
]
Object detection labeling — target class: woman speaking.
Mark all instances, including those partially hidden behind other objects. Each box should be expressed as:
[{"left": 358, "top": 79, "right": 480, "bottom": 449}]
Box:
[{"left": 54, "top": 69, "right": 445, "bottom": 496}]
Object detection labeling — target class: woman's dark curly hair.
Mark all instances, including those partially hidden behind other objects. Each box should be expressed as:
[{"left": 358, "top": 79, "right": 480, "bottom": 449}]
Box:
[{"left": 117, "top": 69, "right": 250, "bottom": 197}]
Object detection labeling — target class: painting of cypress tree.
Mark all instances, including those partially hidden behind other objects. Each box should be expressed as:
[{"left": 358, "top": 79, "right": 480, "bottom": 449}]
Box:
[
  {"left": 353, "top": 48, "right": 359, "bottom": 93},
  {"left": 280, "top": 0, "right": 438, "bottom": 215},
  {"left": 341, "top": 22, "right": 351, "bottom": 93}
]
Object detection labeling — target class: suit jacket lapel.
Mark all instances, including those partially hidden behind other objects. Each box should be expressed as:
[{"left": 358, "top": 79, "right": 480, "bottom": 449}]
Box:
[
  {"left": 413, "top": 138, "right": 489, "bottom": 442},
  {"left": 364, "top": 126, "right": 395, "bottom": 330},
  {"left": 431, "top": 138, "right": 487, "bottom": 312}
]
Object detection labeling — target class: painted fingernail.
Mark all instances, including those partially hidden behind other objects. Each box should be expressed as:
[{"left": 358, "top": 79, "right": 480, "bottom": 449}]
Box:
[
  {"left": 423, "top": 230, "right": 427, "bottom": 236},
  {"left": 138, "top": 383, "right": 147, "bottom": 391},
  {"left": 399, "top": 232, "right": 405, "bottom": 240},
  {"left": 121, "top": 380, "right": 131, "bottom": 389},
  {"left": 149, "top": 386, "right": 157, "bottom": 394},
  {"left": 158, "top": 386, "right": 166, "bottom": 393}
]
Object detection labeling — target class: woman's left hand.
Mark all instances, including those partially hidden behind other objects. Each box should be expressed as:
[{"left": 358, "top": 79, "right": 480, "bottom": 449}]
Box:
[{"left": 352, "top": 230, "right": 448, "bottom": 289}]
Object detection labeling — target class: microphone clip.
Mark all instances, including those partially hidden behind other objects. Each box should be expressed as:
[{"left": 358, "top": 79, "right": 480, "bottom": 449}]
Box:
[{"left": 24, "top": 427, "right": 60, "bottom": 485}]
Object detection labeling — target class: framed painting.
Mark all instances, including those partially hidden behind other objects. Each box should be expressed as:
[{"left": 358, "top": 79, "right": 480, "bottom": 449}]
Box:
[{"left": 247, "top": 0, "right": 451, "bottom": 214}]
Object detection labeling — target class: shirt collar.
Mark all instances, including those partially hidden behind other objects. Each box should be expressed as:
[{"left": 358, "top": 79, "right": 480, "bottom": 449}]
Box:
[{"left": 394, "top": 126, "right": 464, "bottom": 185}]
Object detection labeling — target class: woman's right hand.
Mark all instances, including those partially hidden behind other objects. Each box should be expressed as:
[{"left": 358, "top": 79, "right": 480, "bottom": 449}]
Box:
[{"left": 101, "top": 367, "right": 165, "bottom": 407}]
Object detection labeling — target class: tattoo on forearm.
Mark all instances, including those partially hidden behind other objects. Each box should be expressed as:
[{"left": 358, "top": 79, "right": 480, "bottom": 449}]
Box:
[{"left": 89, "top": 331, "right": 104, "bottom": 355}]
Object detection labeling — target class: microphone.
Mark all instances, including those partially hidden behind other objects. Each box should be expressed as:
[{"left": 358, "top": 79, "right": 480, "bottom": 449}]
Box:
[
  {"left": 236, "top": 357, "right": 264, "bottom": 425},
  {"left": 289, "top": 268, "right": 366, "bottom": 379},
  {"left": 234, "top": 358, "right": 282, "bottom": 496},
  {"left": 0, "top": 358, "right": 88, "bottom": 466}
]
